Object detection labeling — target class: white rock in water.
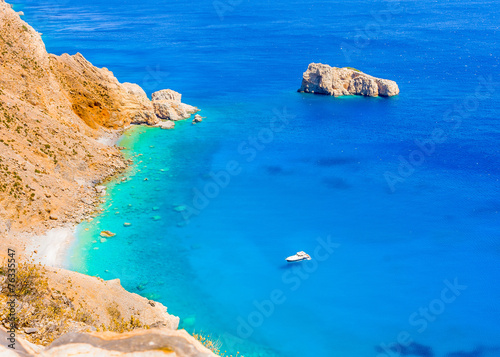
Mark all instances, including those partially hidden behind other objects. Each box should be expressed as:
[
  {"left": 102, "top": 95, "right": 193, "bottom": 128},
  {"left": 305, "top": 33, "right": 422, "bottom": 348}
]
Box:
[
  {"left": 151, "top": 89, "right": 199, "bottom": 121},
  {"left": 156, "top": 120, "right": 175, "bottom": 130},
  {"left": 153, "top": 101, "right": 199, "bottom": 121},
  {"left": 298, "top": 63, "right": 399, "bottom": 97}
]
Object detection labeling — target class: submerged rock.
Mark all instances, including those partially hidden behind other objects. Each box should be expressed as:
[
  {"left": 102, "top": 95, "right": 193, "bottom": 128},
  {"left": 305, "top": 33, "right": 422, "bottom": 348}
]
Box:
[
  {"left": 173, "top": 205, "right": 187, "bottom": 212},
  {"left": 143, "top": 293, "right": 162, "bottom": 301},
  {"left": 183, "top": 316, "right": 196, "bottom": 327},
  {"left": 156, "top": 120, "right": 175, "bottom": 130},
  {"left": 298, "top": 63, "right": 399, "bottom": 97},
  {"left": 100, "top": 230, "right": 116, "bottom": 238}
]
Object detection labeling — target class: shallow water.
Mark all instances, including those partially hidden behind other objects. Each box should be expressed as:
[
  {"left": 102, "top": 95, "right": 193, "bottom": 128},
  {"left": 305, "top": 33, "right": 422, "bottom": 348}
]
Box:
[{"left": 13, "top": 0, "right": 500, "bottom": 355}]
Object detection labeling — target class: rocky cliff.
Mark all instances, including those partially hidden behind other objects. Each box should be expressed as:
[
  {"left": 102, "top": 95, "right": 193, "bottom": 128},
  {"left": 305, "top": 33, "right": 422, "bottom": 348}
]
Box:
[
  {"left": 0, "top": 2, "right": 217, "bottom": 355},
  {"left": 298, "top": 63, "right": 399, "bottom": 97},
  {"left": 0, "top": 0, "right": 197, "bottom": 234},
  {"left": 0, "top": 264, "right": 219, "bottom": 356}
]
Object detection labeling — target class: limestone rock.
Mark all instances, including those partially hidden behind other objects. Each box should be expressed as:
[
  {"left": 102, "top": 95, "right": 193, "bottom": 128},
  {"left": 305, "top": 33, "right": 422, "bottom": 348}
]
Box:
[
  {"left": 151, "top": 89, "right": 182, "bottom": 103},
  {"left": 95, "top": 186, "right": 107, "bottom": 194},
  {"left": 0, "top": 1, "right": 137, "bottom": 231},
  {"left": 0, "top": 0, "right": 203, "bottom": 234},
  {"left": 152, "top": 100, "right": 199, "bottom": 121},
  {"left": 156, "top": 120, "right": 175, "bottom": 130},
  {"left": 50, "top": 52, "right": 159, "bottom": 128},
  {"left": 121, "top": 82, "right": 149, "bottom": 101},
  {"left": 298, "top": 63, "right": 399, "bottom": 97},
  {"left": 151, "top": 89, "right": 199, "bottom": 121}
]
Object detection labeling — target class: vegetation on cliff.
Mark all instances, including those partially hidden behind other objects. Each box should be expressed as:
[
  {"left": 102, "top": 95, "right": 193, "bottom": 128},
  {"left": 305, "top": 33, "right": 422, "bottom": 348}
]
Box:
[{"left": 0, "top": 259, "right": 152, "bottom": 345}]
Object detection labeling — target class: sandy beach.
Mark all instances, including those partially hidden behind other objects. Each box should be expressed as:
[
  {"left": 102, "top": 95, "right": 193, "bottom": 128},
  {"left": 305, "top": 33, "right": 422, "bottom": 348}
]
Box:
[{"left": 26, "top": 226, "right": 76, "bottom": 268}]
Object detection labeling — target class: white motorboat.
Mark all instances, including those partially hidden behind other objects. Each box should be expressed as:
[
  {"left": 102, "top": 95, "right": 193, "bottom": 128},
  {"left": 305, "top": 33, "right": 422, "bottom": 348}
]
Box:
[{"left": 286, "top": 251, "right": 311, "bottom": 262}]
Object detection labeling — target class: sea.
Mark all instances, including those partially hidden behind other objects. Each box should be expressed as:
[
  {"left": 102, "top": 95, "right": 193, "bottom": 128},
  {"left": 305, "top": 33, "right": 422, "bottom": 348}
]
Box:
[{"left": 11, "top": 0, "right": 500, "bottom": 356}]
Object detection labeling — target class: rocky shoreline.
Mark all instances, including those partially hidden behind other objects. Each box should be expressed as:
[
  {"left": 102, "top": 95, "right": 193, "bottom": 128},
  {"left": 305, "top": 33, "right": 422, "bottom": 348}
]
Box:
[
  {"left": 0, "top": 1, "right": 217, "bottom": 355},
  {"left": 0, "top": 0, "right": 201, "bottom": 236}
]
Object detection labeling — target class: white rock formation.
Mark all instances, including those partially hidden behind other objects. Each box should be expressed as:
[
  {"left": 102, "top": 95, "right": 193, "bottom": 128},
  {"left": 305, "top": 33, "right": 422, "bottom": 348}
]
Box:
[
  {"left": 151, "top": 89, "right": 182, "bottom": 102},
  {"left": 156, "top": 120, "right": 176, "bottom": 129},
  {"left": 151, "top": 89, "right": 199, "bottom": 121},
  {"left": 298, "top": 63, "right": 399, "bottom": 97}
]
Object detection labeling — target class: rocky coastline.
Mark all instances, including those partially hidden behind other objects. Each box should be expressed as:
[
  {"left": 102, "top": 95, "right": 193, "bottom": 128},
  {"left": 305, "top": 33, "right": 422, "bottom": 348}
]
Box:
[
  {"left": 0, "top": 1, "right": 216, "bottom": 355},
  {"left": 0, "top": 0, "right": 200, "bottom": 236}
]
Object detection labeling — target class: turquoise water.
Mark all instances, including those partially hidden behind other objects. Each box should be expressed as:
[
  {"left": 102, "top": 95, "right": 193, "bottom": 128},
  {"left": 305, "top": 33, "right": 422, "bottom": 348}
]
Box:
[{"left": 13, "top": 0, "right": 500, "bottom": 356}]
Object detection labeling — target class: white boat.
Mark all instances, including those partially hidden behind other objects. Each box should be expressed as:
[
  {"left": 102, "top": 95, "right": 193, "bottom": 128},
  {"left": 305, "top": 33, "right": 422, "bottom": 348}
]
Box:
[{"left": 286, "top": 251, "right": 311, "bottom": 262}]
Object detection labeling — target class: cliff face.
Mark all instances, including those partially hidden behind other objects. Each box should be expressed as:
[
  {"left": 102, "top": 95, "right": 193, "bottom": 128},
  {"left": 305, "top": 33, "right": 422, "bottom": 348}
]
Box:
[
  {"left": 0, "top": 264, "right": 179, "bottom": 345},
  {"left": 298, "top": 63, "right": 400, "bottom": 97},
  {"left": 0, "top": 265, "right": 217, "bottom": 356},
  {"left": 0, "top": 3, "right": 216, "bottom": 356},
  {"left": 50, "top": 53, "right": 160, "bottom": 128},
  {"left": 0, "top": 1, "right": 196, "bottom": 234}
]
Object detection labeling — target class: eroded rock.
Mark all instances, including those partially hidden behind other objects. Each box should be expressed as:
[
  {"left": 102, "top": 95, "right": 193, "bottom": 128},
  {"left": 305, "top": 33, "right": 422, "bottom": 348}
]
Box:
[
  {"left": 151, "top": 89, "right": 182, "bottom": 102},
  {"left": 298, "top": 63, "right": 399, "bottom": 97},
  {"left": 151, "top": 89, "right": 199, "bottom": 121}
]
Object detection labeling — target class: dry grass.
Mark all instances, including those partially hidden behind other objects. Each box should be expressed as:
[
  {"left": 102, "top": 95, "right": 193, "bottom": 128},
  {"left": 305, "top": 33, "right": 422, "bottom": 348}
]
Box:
[
  {"left": 0, "top": 259, "right": 148, "bottom": 345},
  {"left": 101, "top": 303, "right": 148, "bottom": 333},
  {"left": 193, "top": 331, "right": 242, "bottom": 357}
]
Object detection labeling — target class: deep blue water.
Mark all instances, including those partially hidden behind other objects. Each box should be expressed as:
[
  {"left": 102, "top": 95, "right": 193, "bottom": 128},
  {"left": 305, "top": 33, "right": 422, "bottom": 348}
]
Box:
[{"left": 12, "top": 0, "right": 500, "bottom": 356}]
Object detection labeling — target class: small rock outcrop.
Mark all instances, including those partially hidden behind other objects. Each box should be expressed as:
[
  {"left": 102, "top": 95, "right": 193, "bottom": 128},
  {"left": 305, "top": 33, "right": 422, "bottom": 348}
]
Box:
[
  {"left": 152, "top": 89, "right": 199, "bottom": 121},
  {"left": 298, "top": 63, "right": 399, "bottom": 97},
  {"left": 157, "top": 120, "right": 176, "bottom": 130},
  {"left": 192, "top": 114, "right": 203, "bottom": 124}
]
